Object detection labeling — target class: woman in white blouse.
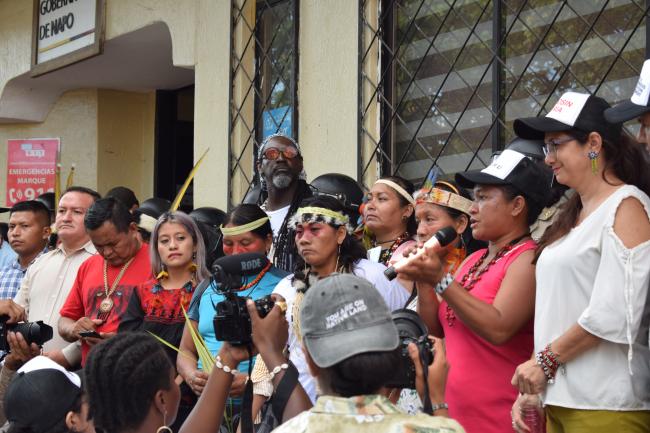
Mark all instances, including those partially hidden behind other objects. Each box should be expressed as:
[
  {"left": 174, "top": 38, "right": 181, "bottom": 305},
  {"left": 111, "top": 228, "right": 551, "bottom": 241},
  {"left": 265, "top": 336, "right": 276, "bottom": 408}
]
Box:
[{"left": 510, "top": 91, "right": 650, "bottom": 432}]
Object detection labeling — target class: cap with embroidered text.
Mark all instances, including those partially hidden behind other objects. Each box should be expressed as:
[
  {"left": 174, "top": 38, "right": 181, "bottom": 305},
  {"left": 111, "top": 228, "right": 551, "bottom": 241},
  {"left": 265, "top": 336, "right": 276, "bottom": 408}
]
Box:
[
  {"left": 604, "top": 59, "right": 650, "bottom": 123},
  {"left": 300, "top": 273, "right": 399, "bottom": 368},
  {"left": 455, "top": 149, "right": 550, "bottom": 208},
  {"left": 513, "top": 91, "right": 621, "bottom": 144}
]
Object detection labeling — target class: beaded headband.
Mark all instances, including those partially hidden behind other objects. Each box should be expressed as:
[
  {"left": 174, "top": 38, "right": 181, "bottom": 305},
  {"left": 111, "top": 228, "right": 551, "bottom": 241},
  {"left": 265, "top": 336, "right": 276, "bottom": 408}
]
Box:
[
  {"left": 414, "top": 187, "right": 473, "bottom": 215},
  {"left": 288, "top": 206, "right": 353, "bottom": 233},
  {"left": 220, "top": 216, "right": 270, "bottom": 236},
  {"left": 374, "top": 179, "right": 416, "bottom": 206}
]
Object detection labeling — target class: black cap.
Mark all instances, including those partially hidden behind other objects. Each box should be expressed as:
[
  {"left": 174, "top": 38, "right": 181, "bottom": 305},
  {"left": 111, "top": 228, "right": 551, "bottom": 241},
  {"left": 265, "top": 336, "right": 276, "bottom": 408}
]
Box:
[
  {"left": 604, "top": 59, "right": 650, "bottom": 123},
  {"left": 456, "top": 149, "right": 550, "bottom": 208},
  {"left": 5, "top": 356, "right": 82, "bottom": 433},
  {"left": 514, "top": 91, "right": 622, "bottom": 144}
]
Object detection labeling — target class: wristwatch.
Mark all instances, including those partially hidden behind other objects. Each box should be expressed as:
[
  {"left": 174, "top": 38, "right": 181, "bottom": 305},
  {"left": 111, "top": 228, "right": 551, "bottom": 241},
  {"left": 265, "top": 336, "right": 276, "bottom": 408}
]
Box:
[{"left": 434, "top": 273, "right": 454, "bottom": 295}]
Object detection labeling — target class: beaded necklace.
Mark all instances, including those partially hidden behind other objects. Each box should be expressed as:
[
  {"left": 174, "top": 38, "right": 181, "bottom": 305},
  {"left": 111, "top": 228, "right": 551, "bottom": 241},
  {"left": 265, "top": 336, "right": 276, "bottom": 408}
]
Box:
[
  {"left": 445, "top": 234, "right": 528, "bottom": 326},
  {"left": 376, "top": 232, "right": 410, "bottom": 265},
  {"left": 239, "top": 261, "right": 272, "bottom": 292}
]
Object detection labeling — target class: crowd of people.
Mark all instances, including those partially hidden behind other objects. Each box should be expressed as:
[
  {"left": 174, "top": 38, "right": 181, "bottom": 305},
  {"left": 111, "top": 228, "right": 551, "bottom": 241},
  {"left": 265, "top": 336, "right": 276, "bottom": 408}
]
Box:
[{"left": 0, "top": 64, "right": 649, "bottom": 433}]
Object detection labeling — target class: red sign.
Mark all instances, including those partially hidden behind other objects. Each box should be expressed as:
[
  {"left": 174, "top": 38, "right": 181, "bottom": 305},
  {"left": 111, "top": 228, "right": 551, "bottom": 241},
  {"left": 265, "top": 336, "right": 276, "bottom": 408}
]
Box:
[{"left": 6, "top": 139, "right": 59, "bottom": 206}]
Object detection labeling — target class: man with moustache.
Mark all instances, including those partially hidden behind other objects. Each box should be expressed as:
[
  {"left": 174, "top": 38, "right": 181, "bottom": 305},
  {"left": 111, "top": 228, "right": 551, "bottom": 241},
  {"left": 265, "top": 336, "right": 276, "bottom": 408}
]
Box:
[
  {"left": 14, "top": 187, "right": 100, "bottom": 367},
  {"left": 0, "top": 201, "right": 50, "bottom": 300},
  {"left": 58, "top": 197, "right": 151, "bottom": 365},
  {"left": 256, "top": 133, "right": 312, "bottom": 271}
]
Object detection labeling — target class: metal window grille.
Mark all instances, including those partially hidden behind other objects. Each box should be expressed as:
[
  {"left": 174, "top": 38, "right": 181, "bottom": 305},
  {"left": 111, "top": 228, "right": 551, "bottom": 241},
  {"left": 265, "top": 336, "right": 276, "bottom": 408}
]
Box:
[
  {"left": 359, "top": 0, "right": 649, "bottom": 188},
  {"left": 229, "top": 0, "right": 298, "bottom": 207}
]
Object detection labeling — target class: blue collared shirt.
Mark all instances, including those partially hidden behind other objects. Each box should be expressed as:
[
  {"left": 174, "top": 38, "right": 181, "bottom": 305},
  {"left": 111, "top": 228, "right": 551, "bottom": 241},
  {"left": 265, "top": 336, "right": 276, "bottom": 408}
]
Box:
[
  {"left": 0, "top": 247, "right": 48, "bottom": 300},
  {"left": 0, "top": 241, "right": 17, "bottom": 271}
]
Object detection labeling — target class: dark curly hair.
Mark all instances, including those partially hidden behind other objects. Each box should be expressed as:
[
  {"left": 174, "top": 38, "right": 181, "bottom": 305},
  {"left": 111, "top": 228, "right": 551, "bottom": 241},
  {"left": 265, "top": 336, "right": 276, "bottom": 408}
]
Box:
[
  {"left": 292, "top": 196, "right": 367, "bottom": 287},
  {"left": 84, "top": 332, "right": 175, "bottom": 433}
]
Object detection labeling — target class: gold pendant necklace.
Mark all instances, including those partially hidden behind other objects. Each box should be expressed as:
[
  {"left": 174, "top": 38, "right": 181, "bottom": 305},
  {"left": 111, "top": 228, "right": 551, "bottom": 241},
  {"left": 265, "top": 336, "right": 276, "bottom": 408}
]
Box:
[{"left": 101, "top": 257, "right": 135, "bottom": 315}]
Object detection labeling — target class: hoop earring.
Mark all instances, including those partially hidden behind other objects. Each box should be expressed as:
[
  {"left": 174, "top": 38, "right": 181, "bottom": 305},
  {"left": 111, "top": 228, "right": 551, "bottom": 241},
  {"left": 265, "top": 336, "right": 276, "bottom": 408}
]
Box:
[
  {"left": 156, "top": 410, "right": 172, "bottom": 433},
  {"left": 588, "top": 150, "right": 599, "bottom": 174}
]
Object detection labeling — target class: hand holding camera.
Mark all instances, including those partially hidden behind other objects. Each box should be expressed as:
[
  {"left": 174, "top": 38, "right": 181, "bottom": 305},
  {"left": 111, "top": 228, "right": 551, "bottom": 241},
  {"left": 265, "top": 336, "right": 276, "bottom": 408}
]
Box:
[
  {"left": 409, "top": 337, "right": 449, "bottom": 412},
  {"left": 4, "top": 331, "right": 41, "bottom": 371}
]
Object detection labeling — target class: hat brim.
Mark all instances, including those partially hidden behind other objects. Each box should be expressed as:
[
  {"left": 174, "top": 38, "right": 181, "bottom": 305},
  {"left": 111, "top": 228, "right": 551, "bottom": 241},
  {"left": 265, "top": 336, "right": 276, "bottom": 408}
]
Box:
[
  {"left": 455, "top": 170, "right": 509, "bottom": 189},
  {"left": 513, "top": 117, "right": 573, "bottom": 140},
  {"left": 303, "top": 319, "right": 399, "bottom": 368},
  {"left": 0, "top": 207, "right": 9, "bottom": 213},
  {"left": 604, "top": 101, "right": 650, "bottom": 124}
]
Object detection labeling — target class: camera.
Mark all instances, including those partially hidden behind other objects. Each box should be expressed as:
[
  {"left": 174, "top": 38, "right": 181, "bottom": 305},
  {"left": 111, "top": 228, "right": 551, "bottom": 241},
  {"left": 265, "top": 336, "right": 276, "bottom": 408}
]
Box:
[
  {"left": 213, "top": 294, "right": 275, "bottom": 345},
  {"left": 0, "top": 316, "right": 53, "bottom": 352},
  {"left": 210, "top": 253, "right": 275, "bottom": 345},
  {"left": 385, "top": 309, "right": 433, "bottom": 389}
]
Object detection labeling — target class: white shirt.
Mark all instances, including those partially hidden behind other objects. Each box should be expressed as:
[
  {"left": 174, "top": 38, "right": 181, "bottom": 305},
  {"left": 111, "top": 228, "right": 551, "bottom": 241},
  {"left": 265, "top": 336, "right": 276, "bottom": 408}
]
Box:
[
  {"left": 273, "top": 259, "right": 410, "bottom": 402},
  {"left": 535, "top": 185, "right": 650, "bottom": 410},
  {"left": 14, "top": 241, "right": 96, "bottom": 354},
  {"left": 266, "top": 205, "right": 291, "bottom": 238}
]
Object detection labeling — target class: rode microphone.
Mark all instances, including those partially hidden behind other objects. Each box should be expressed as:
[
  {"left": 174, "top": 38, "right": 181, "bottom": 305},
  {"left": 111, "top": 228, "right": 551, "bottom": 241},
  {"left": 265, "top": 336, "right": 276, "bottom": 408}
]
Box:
[
  {"left": 211, "top": 252, "right": 269, "bottom": 282},
  {"left": 384, "top": 226, "right": 458, "bottom": 281}
]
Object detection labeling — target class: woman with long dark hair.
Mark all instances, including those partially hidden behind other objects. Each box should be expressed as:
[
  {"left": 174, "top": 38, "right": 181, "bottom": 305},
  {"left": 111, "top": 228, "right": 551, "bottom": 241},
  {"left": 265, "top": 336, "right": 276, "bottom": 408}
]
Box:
[
  {"left": 251, "top": 195, "right": 410, "bottom": 408},
  {"left": 363, "top": 176, "right": 418, "bottom": 265},
  {"left": 176, "top": 204, "right": 288, "bottom": 420},
  {"left": 511, "top": 92, "right": 650, "bottom": 432},
  {"left": 396, "top": 149, "right": 549, "bottom": 433}
]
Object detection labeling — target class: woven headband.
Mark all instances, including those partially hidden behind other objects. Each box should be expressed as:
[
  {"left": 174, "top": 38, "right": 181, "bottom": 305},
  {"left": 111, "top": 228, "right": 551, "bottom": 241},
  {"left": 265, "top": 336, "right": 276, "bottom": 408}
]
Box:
[
  {"left": 220, "top": 216, "right": 269, "bottom": 236},
  {"left": 414, "top": 187, "right": 473, "bottom": 215},
  {"left": 375, "top": 179, "right": 416, "bottom": 206},
  {"left": 288, "top": 206, "right": 353, "bottom": 233}
]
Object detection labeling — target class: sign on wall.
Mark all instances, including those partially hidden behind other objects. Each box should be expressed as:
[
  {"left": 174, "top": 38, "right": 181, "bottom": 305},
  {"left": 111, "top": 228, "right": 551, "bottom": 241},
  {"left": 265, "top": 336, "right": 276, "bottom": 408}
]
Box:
[
  {"left": 31, "top": 0, "right": 105, "bottom": 76},
  {"left": 6, "top": 139, "right": 60, "bottom": 206}
]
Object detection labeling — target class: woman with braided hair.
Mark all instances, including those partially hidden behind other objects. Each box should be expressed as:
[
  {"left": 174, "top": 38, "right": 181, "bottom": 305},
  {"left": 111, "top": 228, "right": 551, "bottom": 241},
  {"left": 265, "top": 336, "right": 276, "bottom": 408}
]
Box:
[
  {"left": 249, "top": 195, "right": 409, "bottom": 415},
  {"left": 84, "top": 332, "right": 181, "bottom": 433}
]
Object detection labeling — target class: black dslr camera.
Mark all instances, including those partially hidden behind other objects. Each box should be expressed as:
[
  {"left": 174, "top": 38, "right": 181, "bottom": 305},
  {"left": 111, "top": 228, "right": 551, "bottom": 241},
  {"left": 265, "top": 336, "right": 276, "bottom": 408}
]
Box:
[
  {"left": 385, "top": 309, "right": 433, "bottom": 389},
  {"left": 0, "top": 316, "right": 53, "bottom": 352},
  {"left": 211, "top": 253, "right": 276, "bottom": 345}
]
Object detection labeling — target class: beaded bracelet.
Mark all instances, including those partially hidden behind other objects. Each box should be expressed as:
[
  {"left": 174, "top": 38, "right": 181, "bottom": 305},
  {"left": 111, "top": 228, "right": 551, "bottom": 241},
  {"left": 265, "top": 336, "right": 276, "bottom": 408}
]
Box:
[
  {"left": 435, "top": 273, "right": 454, "bottom": 295},
  {"left": 215, "top": 356, "right": 248, "bottom": 379},
  {"left": 268, "top": 362, "right": 289, "bottom": 380},
  {"left": 534, "top": 344, "right": 562, "bottom": 383}
]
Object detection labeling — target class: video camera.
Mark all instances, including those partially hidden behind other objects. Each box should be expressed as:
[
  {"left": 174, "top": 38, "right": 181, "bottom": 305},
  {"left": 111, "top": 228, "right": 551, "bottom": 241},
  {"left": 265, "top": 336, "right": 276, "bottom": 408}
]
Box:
[
  {"left": 0, "top": 316, "right": 53, "bottom": 352},
  {"left": 211, "top": 253, "right": 276, "bottom": 345},
  {"left": 385, "top": 309, "right": 433, "bottom": 389}
]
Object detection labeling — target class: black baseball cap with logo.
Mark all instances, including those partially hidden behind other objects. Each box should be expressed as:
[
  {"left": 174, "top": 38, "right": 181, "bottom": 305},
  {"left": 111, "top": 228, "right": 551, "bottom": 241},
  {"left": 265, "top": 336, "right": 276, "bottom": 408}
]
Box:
[
  {"left": 455, "top": 149, "right": 550, "bottom": 208},
  {"left": 513, "top": 91, "right": 622, "bottom": 144},
  {"left": 604, "top": 59, "right": 650, "bottom": 123}
]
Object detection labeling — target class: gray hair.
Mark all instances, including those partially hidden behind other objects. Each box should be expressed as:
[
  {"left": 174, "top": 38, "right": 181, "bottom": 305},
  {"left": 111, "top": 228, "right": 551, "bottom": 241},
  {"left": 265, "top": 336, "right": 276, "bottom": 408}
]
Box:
[{"left": 149, "top": 211, "right": 210, "bottom": 282}]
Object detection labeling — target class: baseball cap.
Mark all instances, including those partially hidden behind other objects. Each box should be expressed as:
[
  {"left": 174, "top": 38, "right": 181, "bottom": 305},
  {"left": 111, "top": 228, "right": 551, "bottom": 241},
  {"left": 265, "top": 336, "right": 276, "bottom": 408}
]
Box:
[
  {"left": 5, "top": 356, "right": 82, "bottom": 433},
  {"left": 300, "top": 273, "right": 399, "bottom": 368},
  {"left": 455, "top": 149, "right": 550, "bottom": 207},
  {"left": 604, "top": 59, "right": 650, "bottom": 123},
  {"left": 514, "top": 91, "right": 622, "bottom": 144}
]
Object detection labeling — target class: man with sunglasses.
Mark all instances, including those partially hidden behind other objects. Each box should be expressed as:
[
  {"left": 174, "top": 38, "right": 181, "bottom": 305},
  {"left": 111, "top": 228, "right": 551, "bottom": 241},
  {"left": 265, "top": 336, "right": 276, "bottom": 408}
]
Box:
[{"left": 256, "top": 133, "right": 312, "bottom": 271}]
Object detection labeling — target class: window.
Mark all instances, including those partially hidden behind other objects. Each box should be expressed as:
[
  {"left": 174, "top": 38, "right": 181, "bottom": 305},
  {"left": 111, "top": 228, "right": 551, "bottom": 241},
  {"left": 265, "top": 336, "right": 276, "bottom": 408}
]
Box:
[
  {"left": 229, "top": 0, "right": 298, "bottom": 206},
  {"left": 360, "top": 0, "right": 648, "bottom": 187}
]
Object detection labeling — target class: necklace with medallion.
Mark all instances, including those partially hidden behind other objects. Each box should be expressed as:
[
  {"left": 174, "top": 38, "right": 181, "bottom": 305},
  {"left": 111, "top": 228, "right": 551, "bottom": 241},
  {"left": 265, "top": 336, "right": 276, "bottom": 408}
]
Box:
[{"left": 100, "top": 257, "right": 135, "bottom": 315}]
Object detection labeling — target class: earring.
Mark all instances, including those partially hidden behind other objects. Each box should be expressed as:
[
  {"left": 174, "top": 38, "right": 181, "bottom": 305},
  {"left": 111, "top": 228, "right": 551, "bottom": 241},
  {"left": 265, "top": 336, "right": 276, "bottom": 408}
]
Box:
[
  {"left": 334, "top": 244, "right": 342, "bottom": 272},
  {"left": 156, "top": 410, "right": 172, "bottom": 433},
  {"left": 156, "top": 265, "right": 168, "bottom": 280},
  {"left": 588, "top": 150, "right": 599, "bottom": 174},
  {"left": 188, "top": 252, "right": 198, "bottom": 273}
]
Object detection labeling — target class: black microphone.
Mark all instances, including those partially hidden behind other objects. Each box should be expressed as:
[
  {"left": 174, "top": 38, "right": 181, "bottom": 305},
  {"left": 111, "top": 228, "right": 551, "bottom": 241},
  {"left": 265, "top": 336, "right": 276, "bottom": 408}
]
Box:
[
  {"left": 384, "top": 226, "right": 458, "bottom": 281},
  {"left": 211, "top": 253, "right": 269, "bottom": 281}
]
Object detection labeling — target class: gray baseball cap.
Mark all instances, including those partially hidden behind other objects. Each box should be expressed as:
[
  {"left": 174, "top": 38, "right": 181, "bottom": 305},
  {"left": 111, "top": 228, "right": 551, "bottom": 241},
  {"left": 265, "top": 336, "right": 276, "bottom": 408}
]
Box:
[{"left": 300, "top": 273, "right": 399, "bottom": 368}]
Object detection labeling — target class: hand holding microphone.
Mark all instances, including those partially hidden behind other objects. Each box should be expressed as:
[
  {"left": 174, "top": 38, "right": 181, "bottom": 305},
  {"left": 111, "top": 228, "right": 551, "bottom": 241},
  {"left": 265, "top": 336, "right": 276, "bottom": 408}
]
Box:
[{"left": 384, "top": 226, "right": 457, "bottom": 281}]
